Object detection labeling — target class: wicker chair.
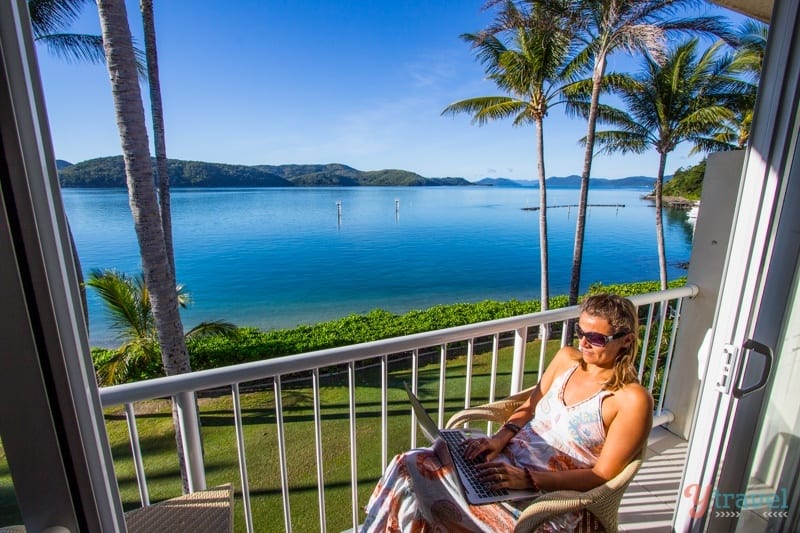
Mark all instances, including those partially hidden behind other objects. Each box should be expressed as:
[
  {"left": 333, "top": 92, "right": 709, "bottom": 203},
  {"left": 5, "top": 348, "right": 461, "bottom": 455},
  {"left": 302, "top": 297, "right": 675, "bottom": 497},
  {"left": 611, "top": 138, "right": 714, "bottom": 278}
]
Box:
[
  {"left": 445, "top": 389, "right": 645, "bottom": 533},
  {"left": 124, "top": 483, "right": 234, "bottom": 533},
  {"left": 0, "top": 484, "right": 234, "bottom": 533}
]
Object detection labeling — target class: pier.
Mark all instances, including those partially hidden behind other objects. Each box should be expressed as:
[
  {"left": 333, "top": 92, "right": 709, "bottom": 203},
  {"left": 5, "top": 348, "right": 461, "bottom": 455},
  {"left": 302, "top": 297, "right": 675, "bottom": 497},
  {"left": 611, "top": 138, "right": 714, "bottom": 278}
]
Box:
[{"left": 521, "top": 203, "right": 625, "bottom": 211}]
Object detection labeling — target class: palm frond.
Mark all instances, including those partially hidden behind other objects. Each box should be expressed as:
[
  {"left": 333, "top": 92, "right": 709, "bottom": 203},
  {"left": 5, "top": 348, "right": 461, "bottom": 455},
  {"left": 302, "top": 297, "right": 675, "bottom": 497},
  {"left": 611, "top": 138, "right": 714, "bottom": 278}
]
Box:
[
  {"left": 28, "top": 0, "right": 92, "bottom": 36},
  {"left": 34, "top": 33, "right": 106, "bottom": 64},
  {"left": 30, "top": 0, "right": 148, "bottom": 77},
  {"left": 588, "top": 130, "right": 649, "bottom": 155},
  {"left": 689, "top": 135, "right": 738, "bottom": 155},
  {"left": 186, "top": 321, "right": 238, "bottom": 340},
  {"left": 86, "top": 269, "right": 150, "bottom": 339},
  {"left": 93, "top": 349, "right": 127, "bottom": 386},
  {"left": 442, "top": 96, "right": 526, "bottom": 125}
]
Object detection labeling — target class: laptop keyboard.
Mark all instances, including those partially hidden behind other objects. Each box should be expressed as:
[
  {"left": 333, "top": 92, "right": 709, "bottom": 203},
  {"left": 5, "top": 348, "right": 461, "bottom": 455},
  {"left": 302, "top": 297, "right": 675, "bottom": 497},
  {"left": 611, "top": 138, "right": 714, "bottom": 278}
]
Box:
[{"left": 441, "top": 430, "right": 509, "bottom": 500}]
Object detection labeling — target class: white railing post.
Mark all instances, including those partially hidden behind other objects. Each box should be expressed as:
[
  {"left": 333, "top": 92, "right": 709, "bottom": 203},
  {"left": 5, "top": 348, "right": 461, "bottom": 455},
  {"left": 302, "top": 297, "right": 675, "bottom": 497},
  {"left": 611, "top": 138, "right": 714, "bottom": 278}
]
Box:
[
  {"left": 348, "top": 362, "right": 359, "bottom": 533},
  {"left": 510, "top": 327, "right": 527, "bottom": 394},
  {"left": 273, "top": 377, "right": 292, "bottom": 533},
  {"left": 124, "top": 403, "right": 149, "bottom": 506},
  {"left": 175, "top": 390, "right": 206, "bottom": 492},
  {"left": 232, "top": 383, "right": 254, "bottom": 533},
  {"left": 311, "top": 369, "right": 327, "bottom": 533}
]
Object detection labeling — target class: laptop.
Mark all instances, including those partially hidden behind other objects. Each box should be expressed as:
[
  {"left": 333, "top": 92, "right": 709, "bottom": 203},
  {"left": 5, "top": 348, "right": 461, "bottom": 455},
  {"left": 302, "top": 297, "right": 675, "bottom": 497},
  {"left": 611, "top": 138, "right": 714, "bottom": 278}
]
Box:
[{"left": 403, "top": 382, "right": 540, "bottom": 504}]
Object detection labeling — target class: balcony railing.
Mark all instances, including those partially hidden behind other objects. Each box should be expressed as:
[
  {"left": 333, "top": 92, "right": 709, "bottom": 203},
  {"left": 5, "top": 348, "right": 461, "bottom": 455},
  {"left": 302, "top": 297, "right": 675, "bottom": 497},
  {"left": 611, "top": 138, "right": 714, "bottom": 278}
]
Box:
[{"left": 98, "top": 284, "right": 697, "bottom": 532}]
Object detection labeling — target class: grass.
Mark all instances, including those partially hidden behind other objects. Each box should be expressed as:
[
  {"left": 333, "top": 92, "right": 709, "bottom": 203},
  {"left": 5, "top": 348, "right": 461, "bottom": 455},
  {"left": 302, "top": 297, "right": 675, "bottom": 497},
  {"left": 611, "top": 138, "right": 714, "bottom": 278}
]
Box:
[{"left": 0, "top": 336, "right": 560, "bottom": 531}]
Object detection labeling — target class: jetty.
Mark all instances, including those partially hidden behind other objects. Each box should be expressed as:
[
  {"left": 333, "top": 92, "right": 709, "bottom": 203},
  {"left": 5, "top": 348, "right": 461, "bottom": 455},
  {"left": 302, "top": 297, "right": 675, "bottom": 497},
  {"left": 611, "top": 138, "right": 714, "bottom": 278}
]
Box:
[
  {"left": 521, "top": 203, "right": 625, "bottom": 211},
  {"left": 641, "top": 194, "right": 696, "bottom": 210}
]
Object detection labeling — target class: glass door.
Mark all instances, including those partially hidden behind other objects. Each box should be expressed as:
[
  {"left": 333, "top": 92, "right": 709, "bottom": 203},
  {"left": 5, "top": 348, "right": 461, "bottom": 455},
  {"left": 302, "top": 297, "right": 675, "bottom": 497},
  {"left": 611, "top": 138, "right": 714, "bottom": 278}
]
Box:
[{"left": 731, "top": 271, "right": 800, "bottom": 531}]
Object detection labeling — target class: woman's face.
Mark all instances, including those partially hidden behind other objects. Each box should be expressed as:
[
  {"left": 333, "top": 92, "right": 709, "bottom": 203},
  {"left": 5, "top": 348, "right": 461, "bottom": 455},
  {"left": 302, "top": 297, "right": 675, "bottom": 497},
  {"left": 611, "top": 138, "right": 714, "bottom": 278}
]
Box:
[{"left": 576, "top": 312, "right": 632, "bottom": 368}]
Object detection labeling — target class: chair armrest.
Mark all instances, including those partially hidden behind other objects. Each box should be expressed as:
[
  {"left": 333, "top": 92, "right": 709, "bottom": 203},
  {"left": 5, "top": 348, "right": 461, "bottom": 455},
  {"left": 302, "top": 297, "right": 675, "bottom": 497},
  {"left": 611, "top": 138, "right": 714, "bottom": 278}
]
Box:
[
  {"left": 513, "top": 490, "right": 592, "bottom": 532},
  {"left": 445, "top": 387, "right": 536, "bottom": 429},
  {"left": 514, "top": 448, "right": 646, "bottom": 532},
  {"left": 445, "top": 405, "right": 513, "bottom": 428}
]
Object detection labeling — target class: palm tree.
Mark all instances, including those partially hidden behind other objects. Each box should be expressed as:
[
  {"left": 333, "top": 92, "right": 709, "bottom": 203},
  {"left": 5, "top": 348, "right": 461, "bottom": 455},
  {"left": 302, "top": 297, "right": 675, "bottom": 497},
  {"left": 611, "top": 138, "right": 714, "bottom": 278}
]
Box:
[
  {"left": 96, "top": 0, "right": 187, "bottom": 379},
  {"left": 695, "top": 20, "right": 767, "bottom": 152},
  {"left": 443, "top": 0, "right": 577, "bottom": 322},
  {"left": 86, "top": 269, "right": 236, "bottom": 385},
  {"left": 96, "top": 0, "right": 194, "bottom": 489},
  {"left": 564, "top": 0, "right": 729, "bottom": 319},
  {"left": 573, "top": 38, "right": 746, "bottom": 289},
  {"left": 140, "top": 0, "right": 175, "bottom": 278}
]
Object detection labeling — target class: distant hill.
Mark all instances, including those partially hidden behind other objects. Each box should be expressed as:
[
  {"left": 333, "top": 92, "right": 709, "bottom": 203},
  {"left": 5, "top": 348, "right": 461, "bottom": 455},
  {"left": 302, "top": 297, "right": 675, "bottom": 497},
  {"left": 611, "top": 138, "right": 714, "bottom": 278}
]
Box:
[
  {"left": 477, "top": 175, "right": 661, "bottom": 188},
  {"left": 59, "top": 156, "right": 290, "bottom": 187},
  {"left": 547, "top": 175, "right": 659, "bottom": 188},
  {"left": 474, "top": 177, "right": 526, "bottom": 187},
  {"left": 56, "top": 159, "right": 73, "bottom": 170},
  {"left": 58, "top": 156, "right": 473, "bottom": 188}
]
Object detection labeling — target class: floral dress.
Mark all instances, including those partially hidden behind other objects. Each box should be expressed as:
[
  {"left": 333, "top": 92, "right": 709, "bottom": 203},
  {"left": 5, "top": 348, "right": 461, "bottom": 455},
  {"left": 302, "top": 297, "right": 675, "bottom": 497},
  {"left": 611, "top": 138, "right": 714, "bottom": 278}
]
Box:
[{"left": 361, "top": 365, "right": 610, "bottom": 532}]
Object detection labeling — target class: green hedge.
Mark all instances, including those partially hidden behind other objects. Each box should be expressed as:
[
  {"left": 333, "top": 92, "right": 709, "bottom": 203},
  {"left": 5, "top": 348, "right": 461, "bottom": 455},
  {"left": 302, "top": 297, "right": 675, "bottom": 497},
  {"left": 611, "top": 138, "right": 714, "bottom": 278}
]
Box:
[{"left": 91, "top": 278, "right": 686, "bottom": 380}]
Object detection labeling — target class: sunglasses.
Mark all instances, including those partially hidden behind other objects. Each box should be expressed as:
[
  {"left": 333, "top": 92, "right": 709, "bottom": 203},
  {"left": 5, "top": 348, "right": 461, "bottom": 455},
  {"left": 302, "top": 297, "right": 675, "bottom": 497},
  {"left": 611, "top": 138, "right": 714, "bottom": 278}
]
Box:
[{"left": 575, "top": 324, "right": 629, "bottom": 347}]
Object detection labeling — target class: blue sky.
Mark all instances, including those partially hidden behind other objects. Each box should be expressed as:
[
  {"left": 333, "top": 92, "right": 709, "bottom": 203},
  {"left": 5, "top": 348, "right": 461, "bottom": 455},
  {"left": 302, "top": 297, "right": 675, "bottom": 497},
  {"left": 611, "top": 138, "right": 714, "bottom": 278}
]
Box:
[{"left": 36, "top": 0, "right": 744, "bottom": 181}]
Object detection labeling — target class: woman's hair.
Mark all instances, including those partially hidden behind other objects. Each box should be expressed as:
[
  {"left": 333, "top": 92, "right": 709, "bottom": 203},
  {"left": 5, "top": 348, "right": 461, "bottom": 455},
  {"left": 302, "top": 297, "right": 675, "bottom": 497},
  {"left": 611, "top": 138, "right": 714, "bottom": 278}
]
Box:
[{"left": 576, "top": 293, "right": 639, "bottom": 391}]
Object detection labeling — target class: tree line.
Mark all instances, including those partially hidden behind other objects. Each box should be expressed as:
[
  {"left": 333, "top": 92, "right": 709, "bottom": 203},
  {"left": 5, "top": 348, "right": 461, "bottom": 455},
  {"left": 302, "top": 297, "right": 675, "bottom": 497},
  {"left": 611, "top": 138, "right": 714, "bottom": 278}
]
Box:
[{"left": 57, "top": 156, "right": 471, "bottom": 187}]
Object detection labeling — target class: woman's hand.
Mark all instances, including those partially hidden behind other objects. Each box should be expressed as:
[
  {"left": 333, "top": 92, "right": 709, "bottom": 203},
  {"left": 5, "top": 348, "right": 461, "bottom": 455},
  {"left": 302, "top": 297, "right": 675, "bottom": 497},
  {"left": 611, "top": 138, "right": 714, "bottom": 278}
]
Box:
[
  {"left": 460, "top": 435, "right": 505, "bottom": 462},
  {"left": 475, "top": 461, "right": 530, "bottom": 490}
]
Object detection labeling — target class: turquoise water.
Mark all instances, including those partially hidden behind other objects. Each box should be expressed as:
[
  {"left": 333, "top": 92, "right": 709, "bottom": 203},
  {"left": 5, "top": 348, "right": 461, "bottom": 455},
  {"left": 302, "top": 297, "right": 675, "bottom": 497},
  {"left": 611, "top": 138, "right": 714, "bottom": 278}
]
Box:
[{"left": 62, "top": 186, "right": 694, "bottom": 347}]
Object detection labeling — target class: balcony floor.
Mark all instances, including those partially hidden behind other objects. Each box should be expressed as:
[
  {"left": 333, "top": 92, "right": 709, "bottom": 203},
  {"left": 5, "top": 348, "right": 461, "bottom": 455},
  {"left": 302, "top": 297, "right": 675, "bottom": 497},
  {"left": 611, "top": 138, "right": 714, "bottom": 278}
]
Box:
[{"left": 619, "top": 426, "right": 689, "bottom": 531}]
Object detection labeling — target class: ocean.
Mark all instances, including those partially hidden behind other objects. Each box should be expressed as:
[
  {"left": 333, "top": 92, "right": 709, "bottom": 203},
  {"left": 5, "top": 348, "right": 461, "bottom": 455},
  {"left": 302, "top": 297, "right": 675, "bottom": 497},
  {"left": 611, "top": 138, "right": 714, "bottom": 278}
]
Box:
[{"left": 61, "top": 186, "right": 694, "bottom": 347}]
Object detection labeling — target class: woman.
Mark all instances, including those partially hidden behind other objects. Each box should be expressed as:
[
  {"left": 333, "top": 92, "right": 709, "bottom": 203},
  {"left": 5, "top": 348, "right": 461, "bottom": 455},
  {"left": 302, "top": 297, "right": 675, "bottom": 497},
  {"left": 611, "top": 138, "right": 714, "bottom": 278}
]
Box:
[{"left": 361, "top": 294, "right": 653, "bottom": 532}]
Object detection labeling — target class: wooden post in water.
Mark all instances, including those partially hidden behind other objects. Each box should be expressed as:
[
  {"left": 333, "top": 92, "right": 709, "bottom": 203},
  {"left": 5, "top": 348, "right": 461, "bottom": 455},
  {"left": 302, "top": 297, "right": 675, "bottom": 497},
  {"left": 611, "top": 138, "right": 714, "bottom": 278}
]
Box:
[
  {"left": 337, "top": 201, "right": 342, "bottom": 228},
  {"left": 395, "top": 199, "right": 399, "bottom": 222}
]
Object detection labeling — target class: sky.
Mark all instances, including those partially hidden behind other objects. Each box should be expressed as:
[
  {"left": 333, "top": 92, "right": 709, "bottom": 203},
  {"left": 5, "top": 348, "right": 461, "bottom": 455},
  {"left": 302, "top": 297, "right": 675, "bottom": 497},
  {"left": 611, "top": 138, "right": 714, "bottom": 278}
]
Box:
[{"left": 35, "top": 0, "right": 746, "bottom": 182}]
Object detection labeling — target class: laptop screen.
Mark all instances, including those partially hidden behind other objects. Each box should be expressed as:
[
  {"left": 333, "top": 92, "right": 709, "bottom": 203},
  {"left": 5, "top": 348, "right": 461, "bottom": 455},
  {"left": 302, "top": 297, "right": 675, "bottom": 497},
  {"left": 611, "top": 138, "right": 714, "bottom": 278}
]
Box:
[{"left": 403, "top": 382, "right": 441, "bottom": 443}]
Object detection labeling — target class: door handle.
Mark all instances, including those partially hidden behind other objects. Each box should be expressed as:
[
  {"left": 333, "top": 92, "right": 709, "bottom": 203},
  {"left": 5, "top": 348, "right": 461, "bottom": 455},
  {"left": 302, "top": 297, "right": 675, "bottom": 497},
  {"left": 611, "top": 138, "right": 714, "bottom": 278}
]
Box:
[{"left": 732, "top": 338, "right": 773, "bottom": 398}]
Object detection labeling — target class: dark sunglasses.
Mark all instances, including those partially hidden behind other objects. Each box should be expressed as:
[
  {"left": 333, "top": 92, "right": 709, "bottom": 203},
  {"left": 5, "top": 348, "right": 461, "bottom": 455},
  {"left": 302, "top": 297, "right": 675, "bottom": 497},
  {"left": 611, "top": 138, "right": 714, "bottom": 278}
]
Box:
[{"left": 575, "top": 324, "right": 629, "bottom": 347}]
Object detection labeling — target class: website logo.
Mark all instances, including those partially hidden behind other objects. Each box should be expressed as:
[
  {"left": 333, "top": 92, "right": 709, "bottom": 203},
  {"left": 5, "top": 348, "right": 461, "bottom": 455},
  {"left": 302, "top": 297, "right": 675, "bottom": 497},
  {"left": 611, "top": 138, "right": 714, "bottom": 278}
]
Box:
[{"left": 684, "top": 483, "right": 789, "bottom": 519}]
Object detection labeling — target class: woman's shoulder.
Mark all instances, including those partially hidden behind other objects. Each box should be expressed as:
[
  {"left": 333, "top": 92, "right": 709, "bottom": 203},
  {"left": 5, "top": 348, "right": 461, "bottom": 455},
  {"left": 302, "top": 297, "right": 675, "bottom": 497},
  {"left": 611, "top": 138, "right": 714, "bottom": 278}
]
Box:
[
  {"left": 613, "top": 382, "right": 654, "bottom": 412},
  {"left": 552, "top": 345, "right": 581, "bottom": 368},
  {"left": 539, "top": 346, "right": 581, "bottom": 389}
]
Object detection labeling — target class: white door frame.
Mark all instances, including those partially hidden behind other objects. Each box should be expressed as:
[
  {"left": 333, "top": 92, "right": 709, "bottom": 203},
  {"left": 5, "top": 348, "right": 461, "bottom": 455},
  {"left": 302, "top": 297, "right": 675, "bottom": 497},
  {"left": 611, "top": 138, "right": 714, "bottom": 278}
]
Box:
[{"left": 673, "top": 0, "right": 800, "bottom": 530}]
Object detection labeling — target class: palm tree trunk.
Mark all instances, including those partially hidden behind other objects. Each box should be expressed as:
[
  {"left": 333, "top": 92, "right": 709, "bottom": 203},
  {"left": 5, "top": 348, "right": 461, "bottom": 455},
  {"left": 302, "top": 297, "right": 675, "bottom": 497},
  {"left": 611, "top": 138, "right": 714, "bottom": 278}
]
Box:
[
  {"left": 140, "top": 0, "right": 175, "bottom": 279},
  {"left": 97, "top": 0, "right": 194, "bottom": 492},
  {"left": 535, "top": 118, "right": 550, "bottom": 342},
  {"left": 139, "top": 0, "right": 188, "bottom": 490},
  {"left": 655, "top": 152, "right": 668, "bottom": 290},
  {"left": 568, "top": 56, "right": 606, "bottom": 337},
  {"left": 535, "top": 118, "right": 549, "bottom": 311},
  {"left": 97, "top": 0, "right": 188, "bottom": 377}
]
